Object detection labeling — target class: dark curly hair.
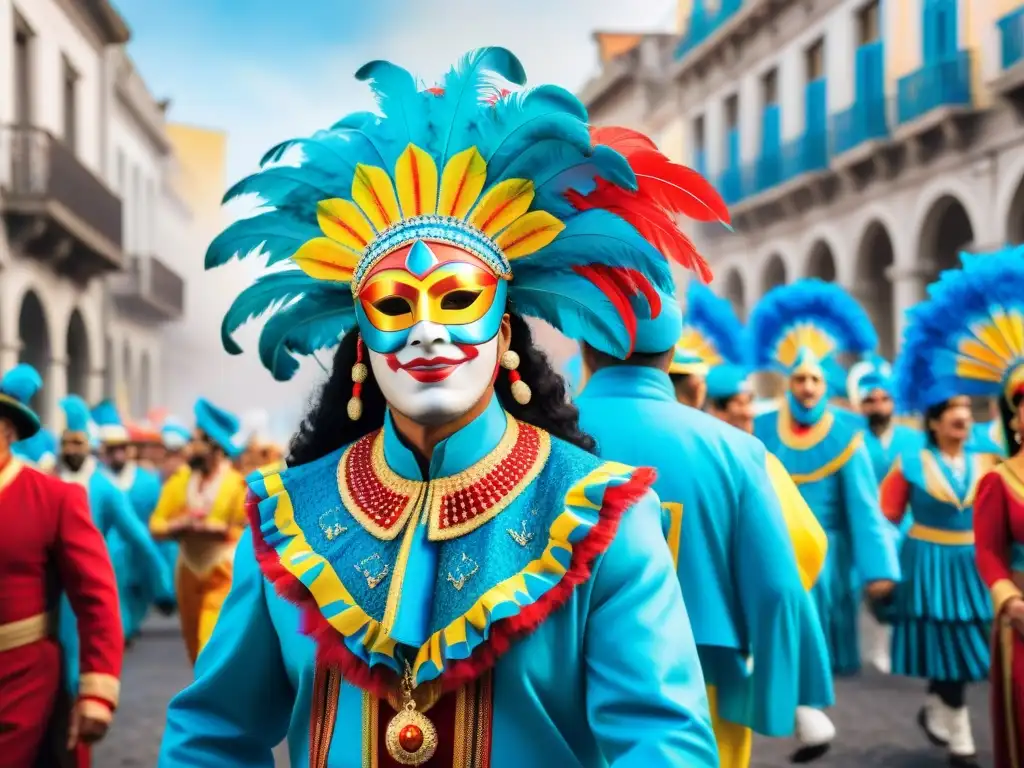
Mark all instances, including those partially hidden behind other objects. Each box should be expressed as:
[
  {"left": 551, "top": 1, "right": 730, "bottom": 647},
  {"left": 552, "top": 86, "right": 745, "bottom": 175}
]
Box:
[
  {"left": 999, "top": 391, "right": 1023, "bottom": 458},
  {"left": 287, "top": 309, "right": 595, "bottom": 467}
]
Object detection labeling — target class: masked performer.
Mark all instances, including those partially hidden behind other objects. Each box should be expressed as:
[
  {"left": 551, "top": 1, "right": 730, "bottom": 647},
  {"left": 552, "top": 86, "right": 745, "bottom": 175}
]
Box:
[
  {"left": 91, "top": 399, "right": 166, "bottom": 640},
  {"left": 751, "top": 279, "right": 901, "bottom": 751},
  {"left": 148, "top": 398, "right": 247, "bottom": 665},
  {"left": 0, "top": 365, "right": 123, "bottom": 767},
  {"left": 159, "top": 49, "right": 720, "bottom": 768},
  {"left": 910, "top": 246, "right": 1024, "bottom": 768}
]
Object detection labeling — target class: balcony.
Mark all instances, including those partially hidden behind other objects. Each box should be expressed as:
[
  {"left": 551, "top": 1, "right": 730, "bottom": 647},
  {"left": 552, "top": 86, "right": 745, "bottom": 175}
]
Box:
[
  {"left": 993, "top": 8, "right": 1024, "bottom": 100},
  {"left": 110, "top": 254, "right": 185, "bottom": 321},
  {"left": 716, "top": 167, "right": 744, "bottom": 206},
  {"left": 830, "top": 97, "right": 891, "bottom": 166},
  {"left": 781, "top": 131, "right": 829, "bottom": 180},
  {"left": 0, "top": 125, "right": 123, "bottom": 282},
  {"left": 895, "top": 52, "right": 975, "bottom": 138},
  {"left": 675, "top": 0, "right": 743, "bottom": 59}
]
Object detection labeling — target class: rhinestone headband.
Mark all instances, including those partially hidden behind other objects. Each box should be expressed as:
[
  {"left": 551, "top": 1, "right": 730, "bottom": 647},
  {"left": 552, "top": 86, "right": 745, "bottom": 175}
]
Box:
[{"left": 351, "top": 215, "right": 512, "bottom": 295}]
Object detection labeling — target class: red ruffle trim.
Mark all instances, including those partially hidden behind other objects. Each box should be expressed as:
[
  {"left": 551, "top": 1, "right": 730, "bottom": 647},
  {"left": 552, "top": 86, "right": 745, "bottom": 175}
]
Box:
[{"left": 247, "top": 466, "right": 657, "bottom": 698}]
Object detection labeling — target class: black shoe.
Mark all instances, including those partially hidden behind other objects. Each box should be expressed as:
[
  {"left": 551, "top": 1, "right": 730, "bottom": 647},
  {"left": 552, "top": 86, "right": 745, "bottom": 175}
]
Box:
[
  {"left": 790, "top": 743, "right": 831, "bottom": 764},
  {"left": 917, "top": 706, "right": 948, "bottom": 746},
  {"left": 948, "top": 754, "right": 979, "bottom": 768}
]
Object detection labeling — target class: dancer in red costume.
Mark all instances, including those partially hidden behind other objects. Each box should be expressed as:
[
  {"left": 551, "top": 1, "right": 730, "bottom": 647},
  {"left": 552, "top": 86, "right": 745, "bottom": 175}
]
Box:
[{"left": 0, "top": 363, "right": 123, "bottom": 768}]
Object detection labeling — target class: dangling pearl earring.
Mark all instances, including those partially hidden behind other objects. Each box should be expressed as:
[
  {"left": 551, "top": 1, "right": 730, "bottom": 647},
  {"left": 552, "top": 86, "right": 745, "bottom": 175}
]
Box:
[
  {"left": 348, "top": 335, "right": 368, "bottom": 421},
  {"left": 501, "top": 349, "right": 531, "bottom": 405}
]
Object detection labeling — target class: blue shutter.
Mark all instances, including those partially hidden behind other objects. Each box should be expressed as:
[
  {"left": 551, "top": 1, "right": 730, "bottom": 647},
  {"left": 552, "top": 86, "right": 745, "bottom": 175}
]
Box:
[
  {"left": 923, "top": 0, "right": 937, "bottom": 64},
  {"left": 761, "top": 104, "right": 781, "bottom": 155},
  {"left": 805, "top": 78, "right": 827, "bottom": 133},
  {"left": 939, "top": 0, "right": 958, "bottom": 58},
  {"left": 727, "top": 127, "right": 740, "bottom": 169}
]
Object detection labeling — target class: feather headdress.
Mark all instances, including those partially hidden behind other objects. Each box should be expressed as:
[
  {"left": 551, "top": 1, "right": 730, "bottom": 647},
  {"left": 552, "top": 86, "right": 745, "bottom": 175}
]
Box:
[
  {"left": 679, "top": 280, "right": 751, "bottom": 397},
  {"left": 209, "top": 48, "right": 728, "bottom": 380},
  {"left": 748, "top": 278, "right": 878, "bottom": 383},
  {"left": 895, "top": 245, "right": 1024, "bottom": 413}
]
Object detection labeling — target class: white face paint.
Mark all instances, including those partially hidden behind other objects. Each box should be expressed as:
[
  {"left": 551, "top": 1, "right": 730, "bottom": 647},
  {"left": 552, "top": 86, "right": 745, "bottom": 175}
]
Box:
[{"left": 369, "top": 319, "right": 499, "bottom": 426}]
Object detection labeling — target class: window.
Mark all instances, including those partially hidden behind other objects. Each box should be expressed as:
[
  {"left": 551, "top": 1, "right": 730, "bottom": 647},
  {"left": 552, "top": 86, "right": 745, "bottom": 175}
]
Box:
[
  {"left": 116, "top": 151, "right": 126, "bottom": 194},
  {"left": 62, "top": 57, "right": 78, "bottom": 151},
  {"left": 13, "top": 15, "right": 32, "bottom": 125},
  {"left": 725, "top": 94, "right": 739, "bottom": 129},
  {"left": 805, "top": 38, "right": 825, "bottom": 81},
  {"left": 693, "top": 115, "right": 706, "bottom": 151},
  {"left": 761, "top": 68, "right": 778, "bottom": 106},
  {"left": 131, "top": 166, "right": 141, "bottom": 253},
  {"left": 857, "top": 1, "right": 881, "bottom": 45},
  {"left": 146, "top": 179, "right": 155, "bottom": 253}
]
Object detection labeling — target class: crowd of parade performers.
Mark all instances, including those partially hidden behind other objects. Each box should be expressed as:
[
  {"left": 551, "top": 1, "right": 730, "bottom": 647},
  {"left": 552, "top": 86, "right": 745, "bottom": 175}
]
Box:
[
  {"left": 0, "top": 377, "right": 283, "bottom": 766},
  {"left": 5, "top": 47, "right": 1024, "bottom": 768}
]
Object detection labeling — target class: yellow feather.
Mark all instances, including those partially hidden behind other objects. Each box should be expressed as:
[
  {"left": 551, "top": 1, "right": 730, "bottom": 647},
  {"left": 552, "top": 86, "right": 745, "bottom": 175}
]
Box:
[
  {"left": 291, "top": 237, "right": 359, "bottom": 282},
  {"left": 468, "top": 179, "right": 535, "bottom": 237},
  {"left": 394, "top": 144, "right": 439, "bottom": 218},
  {"left": 495, "top": 210, "right": 565, "bottom": 260},
  {"left": 316, "top": 199, "right": 375, "bottom": 252},
  {"left": 351, "top": 164, "right": 401, "bottom": 232},
  {"left": 975, "top": 319, "right": 1014, "bottom": 361},
  {"left": 959, "top": 337, "right": 1011, "bottom": 371},
  {"left": 955, "top": 358, "right": 1004, "bottom": 382},
  {"left": 438, "top": 148, "right": 486, "bottom": 219}
]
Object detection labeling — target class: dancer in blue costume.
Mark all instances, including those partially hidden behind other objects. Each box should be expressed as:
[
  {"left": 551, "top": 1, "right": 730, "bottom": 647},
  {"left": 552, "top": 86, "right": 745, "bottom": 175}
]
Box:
[
  {"left": 667, "top": 341, "right": 709, "bottom": 409},
  {"left": 846, "top": 354, "right": 923, "bottom": 674},
  {"left": 750, "top": 279, "right": 901, "bottom": 740},
  {"left": 56, "top": 396, "right": 172, "bottom": 685},
  {"left": 12, "top": 424, "right": 58, "bottom": 471},
  {"left": 577, "top": 277, "right": 833, "bottom": 767},
  {"left": 92, "top": 399, "right": 168, "bottom": 640},
  {"left": 160, "top": 49, "right": 719, "bottom": 768},
  {"left": 879, "top": 253, "right": 1009, "bottom": 768}
]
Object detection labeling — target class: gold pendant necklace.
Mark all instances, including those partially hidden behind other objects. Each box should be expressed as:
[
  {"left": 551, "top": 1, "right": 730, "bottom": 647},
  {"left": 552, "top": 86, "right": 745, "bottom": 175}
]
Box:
[{"left": 385, "top": 662, "right": 438, "bottom": 765}]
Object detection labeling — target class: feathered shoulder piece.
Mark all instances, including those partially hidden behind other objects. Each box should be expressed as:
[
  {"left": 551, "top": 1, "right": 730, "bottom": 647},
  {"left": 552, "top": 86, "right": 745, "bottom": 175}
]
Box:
[
  {"left": 680, "top": 280, "right": 746, "bottom": 367},
  {"left": 895, "top": 245, "right": 1024, "bottom": 413},
  {"left": 748, "top": 278, "right": 878, "bottom": 375},
  {"left": 209, "top": 48, "right": 729, "bottom": 380}
]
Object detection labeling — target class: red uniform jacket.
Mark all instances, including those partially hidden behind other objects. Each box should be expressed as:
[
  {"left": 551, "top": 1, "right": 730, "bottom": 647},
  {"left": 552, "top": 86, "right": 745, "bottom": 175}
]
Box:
[{"left": 0, "top": 458, "right": 123, "bottom": 765}]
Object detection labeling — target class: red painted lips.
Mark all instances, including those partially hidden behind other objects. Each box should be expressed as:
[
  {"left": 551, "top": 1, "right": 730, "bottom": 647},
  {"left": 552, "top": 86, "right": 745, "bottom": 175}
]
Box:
[{"left": 386, "top": 344, "right": 481, "bottom": 383}]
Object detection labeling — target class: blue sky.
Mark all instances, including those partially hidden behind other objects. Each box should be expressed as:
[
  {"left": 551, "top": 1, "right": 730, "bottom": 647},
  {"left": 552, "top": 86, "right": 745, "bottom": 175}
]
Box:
[{"left": 112, "top": 0, "right": 676, "bottom": 184}]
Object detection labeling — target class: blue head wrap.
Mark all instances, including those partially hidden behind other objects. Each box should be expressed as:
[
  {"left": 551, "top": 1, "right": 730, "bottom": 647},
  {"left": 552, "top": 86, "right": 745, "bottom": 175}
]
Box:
[
  {"left": 0, "top": 363, "right": 42, "bottom": 439},
  {"left": 161, "top": 417, "right": 192, "bottom": 451},
  {"left": 194, "top": 398, "right": 244, "bottom": 458},
  {"left": 847, "top": 353, "right": 895, "bottom": 410},
  {"left": 896, "top": 245, "right": 1024, "bottom": 413},
  {"left": 90, "top": 399, "right": 129, "bottom": 445}
]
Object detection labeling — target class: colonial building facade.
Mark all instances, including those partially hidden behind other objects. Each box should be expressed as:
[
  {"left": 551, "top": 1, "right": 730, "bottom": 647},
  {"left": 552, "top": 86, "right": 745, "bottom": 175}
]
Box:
[
  {"left": 581, "top": 0, "right": 1024, "bottom": 359},
  {"left": 0, "top": 0, "right": 191, "bottom": 425}
]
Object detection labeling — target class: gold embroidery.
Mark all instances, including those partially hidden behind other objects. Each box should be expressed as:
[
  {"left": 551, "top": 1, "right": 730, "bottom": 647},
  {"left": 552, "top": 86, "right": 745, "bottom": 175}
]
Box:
[
  {"left": 777, "top": 403, "right": 835, "bottom": 450},
  {"left": 790, "top": 435, "right": 861, "bottom": 485},
  {"left": 506, "top": 520, "right": 534, "bottom": 547},
  {"left": 355, "top": 554, "right": 390, "bottom": 590},
  {"left": 362, "top": 688, "right": 379, "bottom": 768},
  {"left": 337, "top": 413, "right": 551, "bottom": 542},
  {"left": 447, "top": 553, "right": 480, "bottom": 592},
  {"left": 319, "top": 507, "right": 349, "bottom": 541}
]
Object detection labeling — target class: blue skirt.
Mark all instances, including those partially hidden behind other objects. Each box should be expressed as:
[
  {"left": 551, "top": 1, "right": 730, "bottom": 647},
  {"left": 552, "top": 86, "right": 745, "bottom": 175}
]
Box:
[
  {"left": 890, "top": 538, "right": 991, "bottom": 682},
  {"left": 811, "top": 531, "right": 860, "bottom": 676}
]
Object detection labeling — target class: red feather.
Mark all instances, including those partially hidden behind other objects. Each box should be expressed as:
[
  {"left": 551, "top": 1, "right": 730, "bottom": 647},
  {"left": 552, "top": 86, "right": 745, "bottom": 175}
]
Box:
[
  {"left": 572, "top": 264, "right": 641, "bottom": 355},
  {"left": 567, "top": 182, "right": 713, "bottom": 284},
  {"left": 589, "top": 126, "right": 659, "bottom": 156},
  {"left": 629, "top": 150, "right": 730, "bottom": 225}
]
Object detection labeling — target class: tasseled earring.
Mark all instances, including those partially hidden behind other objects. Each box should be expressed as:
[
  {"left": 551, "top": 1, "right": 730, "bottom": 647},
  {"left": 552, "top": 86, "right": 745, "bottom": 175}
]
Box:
[
  {"left": 348, "top": 336, "right": 367, "bottom": 421},
  {"left": 501, "top": 350, "right": 531, "bottom": 405}
]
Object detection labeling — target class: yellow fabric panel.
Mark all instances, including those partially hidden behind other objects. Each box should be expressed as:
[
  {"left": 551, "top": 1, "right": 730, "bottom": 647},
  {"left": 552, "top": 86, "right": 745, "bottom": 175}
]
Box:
[
  {"left": 149, "top": 467, "right": 190, "bottom": 534},
  {"left": 707, "top": 685, "right": 753, "bottom": 768},
  {"left": 765, "top": 451, "right": 828, "bottom": 590}
]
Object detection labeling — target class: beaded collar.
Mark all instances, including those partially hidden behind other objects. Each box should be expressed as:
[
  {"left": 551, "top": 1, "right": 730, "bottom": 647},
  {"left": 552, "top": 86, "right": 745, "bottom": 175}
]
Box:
[{"left": 337, "top": 413, "right": 551, "bottom": 542}]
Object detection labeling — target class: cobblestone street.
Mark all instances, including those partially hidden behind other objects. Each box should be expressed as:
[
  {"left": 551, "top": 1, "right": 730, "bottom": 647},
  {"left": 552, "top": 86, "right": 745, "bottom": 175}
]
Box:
[{"left": 95, "top": 616, "right": 994, "bottom": 767}]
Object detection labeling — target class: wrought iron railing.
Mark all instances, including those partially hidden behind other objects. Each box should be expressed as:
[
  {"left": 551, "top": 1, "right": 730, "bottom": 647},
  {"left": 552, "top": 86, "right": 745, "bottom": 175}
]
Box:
[{"left": 1, "top": 124, "right": 122, "bottom": 247}]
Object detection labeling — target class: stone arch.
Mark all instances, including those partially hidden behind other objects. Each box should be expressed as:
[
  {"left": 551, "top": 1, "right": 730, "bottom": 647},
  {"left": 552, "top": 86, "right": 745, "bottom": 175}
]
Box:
[
  {"left": 855, "top": 220, "right": 897, "bottom": 359},
  {"left": 17, "top": 291, "right": 50, "bottom": 421},
  {"left": 65, "top": 309, "right": 90, "bottom": 398},
  {"left": 761, "top": 253, "right": 787, "bottom": 295},
  {"left": 1006, "top": 171, "right": 1024, "bottom": 245},
  {"left": 138, "top": 351, "right": 151, "bottom": 416},
  {"left": 721, "top": 268, "right": 746, "bottom": 321},
  {"left": 916, "top": 193, "right": 977, "bottom": 279},
  {"left": 121, "top": 341, "right": 133, "bottom": 416},
  {"left": 804, "top": 240, "right": 837, "bottom": 281}
]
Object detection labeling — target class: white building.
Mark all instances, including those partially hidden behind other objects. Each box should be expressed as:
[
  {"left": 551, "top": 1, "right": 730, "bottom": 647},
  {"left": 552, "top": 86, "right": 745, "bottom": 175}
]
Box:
[
  {"left": 0, "top": 0, "right": 191, "bottom": 425},
  {"left": 580, "top": 0, "right": 1024, "bottom": 359}
]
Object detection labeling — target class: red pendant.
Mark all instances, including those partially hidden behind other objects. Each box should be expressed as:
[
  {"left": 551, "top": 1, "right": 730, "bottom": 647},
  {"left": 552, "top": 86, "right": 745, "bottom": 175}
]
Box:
[{"left": 398, "top": 723, "right": 424, "bottom": 753}]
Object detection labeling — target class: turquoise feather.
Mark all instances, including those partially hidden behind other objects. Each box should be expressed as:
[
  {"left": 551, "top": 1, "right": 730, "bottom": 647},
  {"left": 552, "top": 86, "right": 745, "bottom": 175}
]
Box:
[
  {"left": 205, "top": 211, "right": 321, "bottom": 269},
  {"left": 258, "top": 301, "right": 352, "bottom": 381},
  {"left": 0, "top": 363, "right": 42, "bottom": 404}
]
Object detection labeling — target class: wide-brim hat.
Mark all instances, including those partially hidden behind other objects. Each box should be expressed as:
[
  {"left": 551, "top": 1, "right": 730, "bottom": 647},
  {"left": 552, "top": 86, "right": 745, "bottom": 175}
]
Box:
[{"left": 0, "top": 393, "right": 41, "bottom": 440}]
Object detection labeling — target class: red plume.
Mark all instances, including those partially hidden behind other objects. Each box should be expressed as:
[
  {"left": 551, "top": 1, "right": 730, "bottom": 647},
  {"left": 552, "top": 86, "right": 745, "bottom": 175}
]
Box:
[
  {"left": 589, "top": 127, "right": 659, "bottom": 156},
  {"left": 628, "top": 150, "right": 730, "bottom": 225},
  {"left": 571, "top": 264, "right": 664, "bottom": 355}
]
